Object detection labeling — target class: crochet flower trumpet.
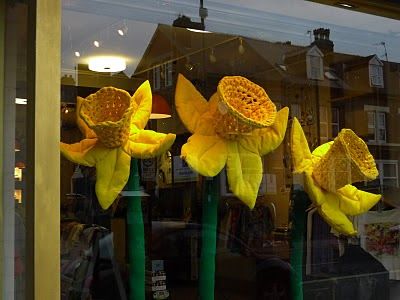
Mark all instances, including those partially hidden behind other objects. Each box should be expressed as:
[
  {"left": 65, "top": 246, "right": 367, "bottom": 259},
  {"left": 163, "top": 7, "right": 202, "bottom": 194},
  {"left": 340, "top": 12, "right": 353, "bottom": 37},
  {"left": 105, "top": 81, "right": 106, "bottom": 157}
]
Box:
[{"left": 61, "top": 81, "right": 176, "bottom": 209}]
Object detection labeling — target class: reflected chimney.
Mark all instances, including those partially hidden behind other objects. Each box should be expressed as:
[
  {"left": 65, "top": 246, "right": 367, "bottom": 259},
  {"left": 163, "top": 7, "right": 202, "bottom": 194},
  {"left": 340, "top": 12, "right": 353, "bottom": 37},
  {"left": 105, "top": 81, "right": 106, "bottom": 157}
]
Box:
[{"left": 311, "top": 28, "right": 334, "bottom": 54}]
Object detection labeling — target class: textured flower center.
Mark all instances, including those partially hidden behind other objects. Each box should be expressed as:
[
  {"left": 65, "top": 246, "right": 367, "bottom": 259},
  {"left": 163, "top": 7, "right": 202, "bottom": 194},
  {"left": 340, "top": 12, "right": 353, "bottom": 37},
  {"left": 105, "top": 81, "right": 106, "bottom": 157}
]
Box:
[
  {"left": 80, "top": 87, "right": 137, "bottom": 148},
  {"left": 213, "top": 100, "right": 253, "bottom": 140},
  {"left": 312, "top": 129, "right": 378, "bottom": 192},
  {"left": 217, "top": 76, "right": 277, "bottom": 128}
]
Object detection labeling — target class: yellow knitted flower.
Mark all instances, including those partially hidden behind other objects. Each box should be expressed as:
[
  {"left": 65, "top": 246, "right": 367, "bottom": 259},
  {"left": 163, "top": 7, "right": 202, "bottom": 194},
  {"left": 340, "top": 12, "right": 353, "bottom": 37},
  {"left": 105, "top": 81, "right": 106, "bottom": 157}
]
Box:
[
  {"left": 175, "top": 74, "right": 289, "bottom": 209},
  {"left": 291, "top": 117, "right": 381, "bottom": 236},
  {"left": 61, "top": 81, "right": 176, "bottom": 209}
]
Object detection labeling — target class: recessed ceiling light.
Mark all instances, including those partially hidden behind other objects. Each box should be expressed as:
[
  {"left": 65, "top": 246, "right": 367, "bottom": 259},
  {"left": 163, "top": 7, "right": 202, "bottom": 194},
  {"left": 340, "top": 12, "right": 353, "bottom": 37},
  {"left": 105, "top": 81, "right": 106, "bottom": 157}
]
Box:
[
  {"left": 74, "top": 51, "right": 80, "bottom": 57},
  {"left": 93, "top": 40, "right": 100, "bottom": 47},
  {"left": 15, "top": 98, "right": 27, "bottom": 105},
  {"left": 88, "top": 56, "right": 126, "bottom": 73},
  {"left": 338, "top": 3, "right": 354, "bottom": 8},
  {"left": 117, "top": 29, "right": 124, "bottom": 36}
]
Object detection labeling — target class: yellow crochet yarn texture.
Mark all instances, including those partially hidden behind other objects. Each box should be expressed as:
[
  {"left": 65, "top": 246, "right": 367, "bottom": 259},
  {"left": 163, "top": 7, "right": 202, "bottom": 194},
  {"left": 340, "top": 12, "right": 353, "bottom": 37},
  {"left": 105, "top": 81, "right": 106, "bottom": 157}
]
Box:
[
  {"left": 80, "top": 87, "right": 136, "bottom": 148},
  {"left": 217, "top": 76, "right": 277, "bottom": 128},
  {"left": 312, "top": 129, "right": 378, "bottom": 192},
  {"left": 61, "top": 81, "right": 176, "bottom": 209},
  {"left": 291, "top": 117, "right": 381, "bottom": 236},
  {"left": 176, "top": 74, "right": 288, "bottom": 209}
]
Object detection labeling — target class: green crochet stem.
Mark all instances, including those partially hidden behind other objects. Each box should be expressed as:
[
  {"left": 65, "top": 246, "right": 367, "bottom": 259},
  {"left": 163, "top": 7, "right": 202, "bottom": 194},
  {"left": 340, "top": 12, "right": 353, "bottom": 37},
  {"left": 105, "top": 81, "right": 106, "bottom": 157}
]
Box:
[
  {"left": 290, "top": 189, "right": 308, "bottom": 300},
  {"left": 127, "top": 159, "right": 145, "bottom": 300},
  {"left": 199, "top": 176, "right": 219, "bottom": 300}
]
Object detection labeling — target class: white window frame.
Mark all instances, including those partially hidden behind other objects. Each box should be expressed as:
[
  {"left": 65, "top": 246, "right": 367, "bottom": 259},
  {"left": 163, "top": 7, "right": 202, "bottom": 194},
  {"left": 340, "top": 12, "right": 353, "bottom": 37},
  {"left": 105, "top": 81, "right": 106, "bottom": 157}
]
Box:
[
  {"left": 365, "top": 106, "right": 388, "bottom": 143},
  {"left": 331, "top": 107, "right": 340, "bottom": 137},
  {"left": 369, "top": 56, "right": 384, "bottom": 88},
  {"left": 377, "top": 160, "right": 399, "bottom": 188},
  {"left": 306, "top": 46, "right": 324, "bottom": 81},
  {"left": 367, "top": 110, "right": 386, "bottom": 143}
]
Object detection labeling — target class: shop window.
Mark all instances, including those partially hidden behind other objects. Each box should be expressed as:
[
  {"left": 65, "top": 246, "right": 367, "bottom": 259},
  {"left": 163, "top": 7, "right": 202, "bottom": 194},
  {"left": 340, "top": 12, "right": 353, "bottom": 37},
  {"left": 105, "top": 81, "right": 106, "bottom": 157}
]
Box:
[
  {"left": 58, "top": 1, "right": 400, "bottom": 299},
  {"left": 306, "top": 46, "right": 324, "bottom": 80},
  {"left": 369, "top": 56, "right": 384, "bottom": 88}
]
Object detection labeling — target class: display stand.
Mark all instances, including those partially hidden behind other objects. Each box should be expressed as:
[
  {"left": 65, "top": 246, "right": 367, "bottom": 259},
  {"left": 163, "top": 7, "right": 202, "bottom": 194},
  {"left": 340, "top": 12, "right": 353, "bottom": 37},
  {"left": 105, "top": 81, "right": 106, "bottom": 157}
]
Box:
[
  {"left": 127, "top": 159, "right": 145, "bottom": 300},
  {"left": 199, "top": 176, "right": 219, "bottom": 300},
  {"left": 290, "top": 187, "right": 308, "bottom": 300}
]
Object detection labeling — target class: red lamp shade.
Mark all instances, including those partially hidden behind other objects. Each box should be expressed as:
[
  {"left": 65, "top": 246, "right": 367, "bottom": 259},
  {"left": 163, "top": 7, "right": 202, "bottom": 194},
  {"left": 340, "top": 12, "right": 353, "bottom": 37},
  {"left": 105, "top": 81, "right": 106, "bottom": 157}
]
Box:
[
  {"left": 150, "top": 94, "right": 171, "bottom": 119},
  {"left": 15, "top": 161, "right": 26, "bottom": 169}
]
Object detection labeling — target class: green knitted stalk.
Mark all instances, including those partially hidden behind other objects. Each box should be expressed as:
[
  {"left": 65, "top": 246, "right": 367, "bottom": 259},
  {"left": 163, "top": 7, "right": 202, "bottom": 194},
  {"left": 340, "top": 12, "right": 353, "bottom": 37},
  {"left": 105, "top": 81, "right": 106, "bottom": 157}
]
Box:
[
  {"left": 127, "top": 159, "right": 145, "bottom": 300},
  {"left": 199, "top": 176, "right": 219, "bottom": 300},
  {"left": 290, "top": 189, "right": 308, "bottom": 300}
]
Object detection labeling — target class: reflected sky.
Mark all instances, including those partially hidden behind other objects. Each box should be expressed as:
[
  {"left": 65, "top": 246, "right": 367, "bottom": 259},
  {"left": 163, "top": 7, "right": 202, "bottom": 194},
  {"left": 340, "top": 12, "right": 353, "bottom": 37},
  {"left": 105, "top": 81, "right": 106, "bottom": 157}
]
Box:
[{"left": 62, "top": 0, "right": 400, "bottom": 76}]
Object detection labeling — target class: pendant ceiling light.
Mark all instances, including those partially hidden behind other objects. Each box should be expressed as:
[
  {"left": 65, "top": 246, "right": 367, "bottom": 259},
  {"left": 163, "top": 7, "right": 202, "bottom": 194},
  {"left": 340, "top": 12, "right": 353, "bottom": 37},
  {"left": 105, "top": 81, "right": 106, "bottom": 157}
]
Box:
[{"left": 88, "top": 56, "right": 126, "bottom": 73}]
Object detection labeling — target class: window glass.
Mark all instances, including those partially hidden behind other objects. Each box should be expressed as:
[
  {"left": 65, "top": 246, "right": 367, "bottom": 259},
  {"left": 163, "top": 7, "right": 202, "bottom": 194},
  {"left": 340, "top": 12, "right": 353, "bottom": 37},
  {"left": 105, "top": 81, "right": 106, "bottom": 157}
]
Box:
[
  {"left": 60, "top": 1, "right": 400, "bottom": 299},
  {"left": 2, "top": 3, "right": 29, "bottom": 299}
]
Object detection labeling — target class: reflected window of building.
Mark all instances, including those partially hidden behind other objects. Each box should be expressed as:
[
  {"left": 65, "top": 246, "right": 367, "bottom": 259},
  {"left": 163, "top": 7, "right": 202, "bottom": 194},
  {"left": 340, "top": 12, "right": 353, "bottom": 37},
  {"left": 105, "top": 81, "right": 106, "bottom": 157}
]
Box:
[
  {"left": 366, "top": 106, "right": 387, "bottom": 143},
  {"left": 306, "top": 46, "right": 324, "bottom": 80},
  {"left": 381, "top": 161, "right": 399, "bottom": 188},
  {"left": 366, "top": 160, "right": 399, "bottom": 189},
  {"left": 164, "top": 62, "right": 173, "bottom": 87},
  {"left": 153, "top": 65, "right": 161, "bottom": 90},
  {"left": 331, "top": 107, "right": 340, "bottom": 137},
  {"left": 369, "top": 55, "right": 384, "bottom": 88}
]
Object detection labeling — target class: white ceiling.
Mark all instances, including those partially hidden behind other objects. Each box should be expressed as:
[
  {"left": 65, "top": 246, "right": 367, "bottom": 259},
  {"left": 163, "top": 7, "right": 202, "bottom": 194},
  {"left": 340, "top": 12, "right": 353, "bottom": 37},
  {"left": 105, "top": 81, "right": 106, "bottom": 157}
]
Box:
[
  {"left": 62, "top": 10, "right": 157, "bottom": 77},
  {"left": 61, "top": 0, "right": 400, "bottom": 78}
]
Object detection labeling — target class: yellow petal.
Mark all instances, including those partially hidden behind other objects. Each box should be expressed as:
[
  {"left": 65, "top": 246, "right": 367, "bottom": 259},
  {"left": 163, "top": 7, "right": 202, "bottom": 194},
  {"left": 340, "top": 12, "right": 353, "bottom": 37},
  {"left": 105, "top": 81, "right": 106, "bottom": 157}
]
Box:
[
  {"left": 76, "top": 97, "right": 97, "bottom": 139},
  {"left": 60, "top": 139, "right": 111, "bottom": 167},
  {"left": 95, "top": 148, "right": 131, "bottom": 209},
  {"left": 304, "top": 173, "right": 358, "bottom": 235},
  {"left": 318, "top": 199, "right": 357, "bottom": 236},
  {"left": 131, "top": 80, "right": 152, "bottom": 131},
  {"left": 181, "top": 134, "right": 227, "bottom": 177},
  {"left": 226, "top": 141, "right": 262, "bottom": 209},
  {"left": 303, "top": 172, "right": 327, "bottom": 206},
  {"left": 311, "top": 141, "right": 333, "bottom": 158},
  {"left": 123, "top": 130, "right": 176, "bottom": 159},
  {"left": 241, "top": 107, "right": 289, "bottom": 156},
  {"left": 336, "top": 185, "right": 381, "bottom": 216},
  {"left": 291, "top": 117, "right": 313, "bottom": 173},
  {"left": 193, "top": 93, "right": 219, "bottom": 136},
  {"left": 175, "top": 74, "right": 209, "bottom": 133}
]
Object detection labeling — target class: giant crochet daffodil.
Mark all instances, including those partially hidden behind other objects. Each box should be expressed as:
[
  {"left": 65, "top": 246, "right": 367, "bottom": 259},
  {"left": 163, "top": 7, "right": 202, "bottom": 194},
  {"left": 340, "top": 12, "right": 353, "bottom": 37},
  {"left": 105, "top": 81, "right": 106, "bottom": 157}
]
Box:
[
  {"left": 175, "top": 74, "right": 289, "bottom": 209},
  {"left": 61, "top": 81, "right": 176, "bottom": 209},
  {"left": 291, "top": 117, "right": 381, "bottom": 235}
]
